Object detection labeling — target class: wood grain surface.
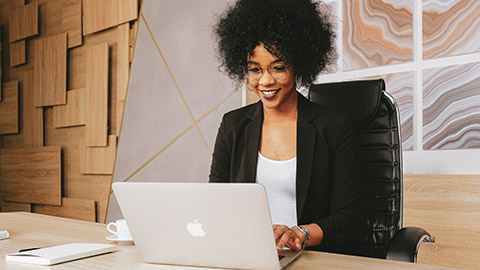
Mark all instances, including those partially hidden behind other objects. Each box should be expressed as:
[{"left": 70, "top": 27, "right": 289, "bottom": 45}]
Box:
[
  {"left": 8, "top": 2, "right": 38, "bottom": 42},
  {"left": 54, "top": 88, "right": 86, "bottom": 128},
  {"left": 33, "top": 33, "right": 67, "bottom": 107},
  {"left": 23, "top": 70, "right": 44, "bottom": 147},
  {"left": 83, "top": 0, "right": 138, "bottom": 35},
  {"left": 0, "top": 81, "right": 19, "bottom": 135},
  {"left": 0, "top": 146, "right": 61, "bottom": 205},
  {"left": 61, "top": 0, "right": 82, "bottom": 48},
  {"left": 80, "top": 135, "right": 116, "bottom": 175},
  {"left": 0, "top": 201, "right": 31, "bottom": 212},
  {"left": 33, "top": 197, "right": 96, "bottom": 222},
  {"left": 85, "top": 43, "right": 109, "bottom": 146},
  {"left": 9, "top": 40, "right": 26, "bottom": 67},
  {"left": 116, "top": 23, "right": 130, "bottom": 135},
  {"left": 404, "top": 174, "right": 480, "bottom": 270}
]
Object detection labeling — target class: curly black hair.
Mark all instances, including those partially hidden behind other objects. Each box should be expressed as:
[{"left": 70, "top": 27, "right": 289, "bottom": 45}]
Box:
[{"left": 214, "top": 0, "right": 336, "bottom": 87}]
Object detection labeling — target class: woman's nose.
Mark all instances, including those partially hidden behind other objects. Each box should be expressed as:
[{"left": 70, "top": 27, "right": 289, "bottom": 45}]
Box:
[{"left": 258, "top": 70, "right": 275, "bottom": 86}]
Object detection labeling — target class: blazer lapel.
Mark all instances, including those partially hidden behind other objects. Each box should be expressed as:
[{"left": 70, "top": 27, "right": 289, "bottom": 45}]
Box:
[
  {"left": 296, "top": 95, "right": 318, "bottom": 220},
  {"left": 243, "top": 101, "right": 263, "bottom": 183}
]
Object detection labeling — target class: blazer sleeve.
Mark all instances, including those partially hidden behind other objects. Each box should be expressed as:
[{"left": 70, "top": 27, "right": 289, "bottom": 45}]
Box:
[
  {"left": 314, "top": 115, "right": 360, "bottom": 248},
  {"left": 209, "top": 114, "right": 231, "bottom": 183}
]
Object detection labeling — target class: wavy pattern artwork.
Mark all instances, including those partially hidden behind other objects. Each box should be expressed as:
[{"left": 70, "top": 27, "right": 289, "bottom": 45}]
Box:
[
  {"left": 423, "top": 63, "right": 480, "bottom": 150},
  {"left": 343, "top": 0, "right": 413, "bottom": 70},
  {"left": 383, "top": 72, "right": 414, "bottom": 150},
  {"left": 423, "top": 1, "right": 480, "bottom": 59}
]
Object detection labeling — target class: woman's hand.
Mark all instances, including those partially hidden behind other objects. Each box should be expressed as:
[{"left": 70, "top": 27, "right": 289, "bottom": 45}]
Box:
[{"left": 273, "top": 225, "right": 305, "bottom": 250}]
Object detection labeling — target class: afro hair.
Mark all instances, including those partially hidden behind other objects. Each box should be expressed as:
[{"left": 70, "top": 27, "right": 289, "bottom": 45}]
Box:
[{"left": 214, "top": 0, "right": 336, "bottom": 87}]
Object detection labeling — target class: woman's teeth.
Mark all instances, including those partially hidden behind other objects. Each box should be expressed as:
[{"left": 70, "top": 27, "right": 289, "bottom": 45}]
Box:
[{"left": 260, "top": 89, "right": 279, "bottom": 98}]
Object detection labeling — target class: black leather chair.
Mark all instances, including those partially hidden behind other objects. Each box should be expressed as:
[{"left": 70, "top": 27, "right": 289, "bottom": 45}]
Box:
[{"left": 308, "top": 79, "right": 435, "bottom": 262}]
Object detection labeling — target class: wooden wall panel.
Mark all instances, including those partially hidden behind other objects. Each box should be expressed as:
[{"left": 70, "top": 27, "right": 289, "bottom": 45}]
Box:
[
  {"left": 116, "top": 23, "right": 130, "bottom": 135},
  {"left": 85, "top": 43, "right": 109, "bottom": 146},
  {"left": 404, "top": 174, "right": 480, "bottom": 270},
  {"left": 80, "top": 135, "right": 116, "bottom": 175},
  {"left": 0, "top": 81, "right": 19, "bottom": 135},
  {"left": 53, "top": 88, "right": 86, "bottom": 128},
  {"left": 23, "top": 70, "right": 44, "bottom": 147},
  {"left": 0, "top": 0, "right": 135, "bottom": 223},
  {"left": 1, "top": 201, "right": 31, "bottom": 212},
  {"left": 9, "top": 2, "right": 38, "bottom": 42},
  {"left": 0, "top": 27, "right": 2, "bottom": 97},
  {"left": 44, "top": 107, "right": 112, "bottom": 223},
  {"left": 9, "top": 40, "right": 26, "bottom": 67},
  {"left": 33, "top": 197, "right": 96, "bottom": 222},
  {"left": 33, "top": 33, "right": 67, "bottom": 107},
  {"left": 83, "top": 0, "right": 138, "bottom": 36},
  {"left": 0, "top": 146, "right": 61, "bottom": 206},
  {"left": 62, "top": 0, "right": 83, "bottom": 48}
]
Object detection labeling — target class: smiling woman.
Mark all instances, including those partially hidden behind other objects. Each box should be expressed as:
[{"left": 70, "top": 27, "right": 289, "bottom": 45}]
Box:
[{"left": 209, "top": 0, "right": 360, "bottom": 255}]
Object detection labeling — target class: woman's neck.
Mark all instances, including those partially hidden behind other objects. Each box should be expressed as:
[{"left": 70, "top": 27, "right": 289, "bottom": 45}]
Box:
[{"left": 263, "top": 93, "right": 298, "bottom": 122}]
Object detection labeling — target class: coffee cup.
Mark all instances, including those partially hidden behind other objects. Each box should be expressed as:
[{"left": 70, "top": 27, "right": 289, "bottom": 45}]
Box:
[{"left": 107, "top": 219, "right": 133, "bottom": 240}]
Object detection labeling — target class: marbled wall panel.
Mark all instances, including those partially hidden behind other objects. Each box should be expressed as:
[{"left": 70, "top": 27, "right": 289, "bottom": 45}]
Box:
[
  {"left": 423, "top": 63, "right": 480, "bottom": 150},
  {"left": 343, "top": 0, "right": 413, "bottom": 70},
  {"left": 383, "top": 72, "right": 414, "bottom": 150},
  {"left": 423, "top": 0, "right": 480, "bottom": 59}
]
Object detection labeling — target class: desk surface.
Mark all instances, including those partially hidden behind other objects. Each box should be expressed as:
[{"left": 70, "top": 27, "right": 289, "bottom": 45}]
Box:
[{"left": 0, "top": 212, "right": 450, "bottom": 270}]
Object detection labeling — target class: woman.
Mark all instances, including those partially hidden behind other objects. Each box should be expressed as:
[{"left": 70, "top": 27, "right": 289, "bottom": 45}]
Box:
[{"left": 209, "top": 0, "right": 360, "bottom": 252}]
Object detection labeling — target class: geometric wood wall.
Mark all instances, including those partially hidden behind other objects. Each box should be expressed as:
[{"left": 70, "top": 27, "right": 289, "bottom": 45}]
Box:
[{"left": 0, "top": 0, "right": 139, "bottom": 223}]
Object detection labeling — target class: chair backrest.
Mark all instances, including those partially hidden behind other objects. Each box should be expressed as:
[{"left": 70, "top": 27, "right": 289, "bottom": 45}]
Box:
[{"left": 309, "top": 79, "right": 403, "bottom": 259}]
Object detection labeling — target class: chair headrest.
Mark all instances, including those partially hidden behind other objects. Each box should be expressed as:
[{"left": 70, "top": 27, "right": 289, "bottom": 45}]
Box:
[{"left": 308, "top": 79, "right": 385, "bottom": 127}]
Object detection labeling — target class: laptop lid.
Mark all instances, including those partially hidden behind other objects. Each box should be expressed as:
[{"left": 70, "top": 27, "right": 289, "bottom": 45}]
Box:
[{"left": 112, "top": 182, "right": 292, "bottom": 270}]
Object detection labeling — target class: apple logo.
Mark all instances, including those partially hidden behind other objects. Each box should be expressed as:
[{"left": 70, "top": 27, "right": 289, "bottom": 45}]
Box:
[{"left": 186, "top": 219, "right": 206, "bottom": 237}]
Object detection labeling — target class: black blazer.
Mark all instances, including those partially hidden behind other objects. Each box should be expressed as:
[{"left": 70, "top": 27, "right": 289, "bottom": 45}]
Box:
[{"left": 209, "top": 93, "right": 360, "bottom": 250}]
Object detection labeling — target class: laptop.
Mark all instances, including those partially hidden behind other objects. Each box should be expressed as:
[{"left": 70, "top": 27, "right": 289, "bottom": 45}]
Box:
[{"left": 112, "top": 182, "right": 302, "bottom": 270}]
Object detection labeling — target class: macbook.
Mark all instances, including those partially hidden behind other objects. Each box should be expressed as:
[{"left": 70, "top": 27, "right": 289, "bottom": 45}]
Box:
[{"left": 112, "top": 182, "right": 302, "bottom": 270}]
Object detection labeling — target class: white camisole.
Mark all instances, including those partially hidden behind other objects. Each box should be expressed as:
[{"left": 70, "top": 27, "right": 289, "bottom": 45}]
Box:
[{"left": 256, "top": 152, "right": 297, "bottom": 227}]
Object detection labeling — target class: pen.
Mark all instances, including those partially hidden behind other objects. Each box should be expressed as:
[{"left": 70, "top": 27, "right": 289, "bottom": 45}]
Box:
[{"left": 19, "top": 247, "right": 42, "bottom": 252}]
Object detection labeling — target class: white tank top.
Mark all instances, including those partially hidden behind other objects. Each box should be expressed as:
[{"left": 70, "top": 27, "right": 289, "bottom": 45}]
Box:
[{"left": 256, "top": 152, "right": 297, "bottom": 227}]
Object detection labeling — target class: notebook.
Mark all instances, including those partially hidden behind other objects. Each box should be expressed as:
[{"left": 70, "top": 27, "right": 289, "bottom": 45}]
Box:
[
  {"left": 112, "top": 182, "right": 302, "bottom": 270},
  {"left": 5, "top": 243, "right": 116, "bottom": 265}
]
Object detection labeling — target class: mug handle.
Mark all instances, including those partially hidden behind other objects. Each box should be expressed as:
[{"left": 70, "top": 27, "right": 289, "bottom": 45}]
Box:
[{"left": 107, "top": 222, "right": 118, "bottom": 235}]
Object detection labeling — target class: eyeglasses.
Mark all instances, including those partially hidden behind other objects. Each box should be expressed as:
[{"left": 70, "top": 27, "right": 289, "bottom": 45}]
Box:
[{"left": 245, "top": 61, "right": 289, "bottom": 82}]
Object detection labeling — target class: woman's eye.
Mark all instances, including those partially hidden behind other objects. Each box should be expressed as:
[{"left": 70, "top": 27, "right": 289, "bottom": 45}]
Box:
[
  {"left": 272, "top": 65, "right": 287, "bottom": 72},
  {"left": 248, "top": 67, "right": 261, "bottom": 73}
]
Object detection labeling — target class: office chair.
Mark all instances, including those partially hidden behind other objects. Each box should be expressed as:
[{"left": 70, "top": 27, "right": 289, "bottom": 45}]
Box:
[{"left": 308, "top": 79, "right": 435, "bottom": 262}]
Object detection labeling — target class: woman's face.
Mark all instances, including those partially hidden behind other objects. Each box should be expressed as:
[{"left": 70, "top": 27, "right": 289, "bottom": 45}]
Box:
[{"left": 247, "top": 44, "right": 296, "bottom": 111}]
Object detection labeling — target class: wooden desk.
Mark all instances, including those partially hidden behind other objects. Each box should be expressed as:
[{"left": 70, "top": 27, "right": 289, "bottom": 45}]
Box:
[{"left": 0, "top": 212, "right": 450, "bottom": 269}]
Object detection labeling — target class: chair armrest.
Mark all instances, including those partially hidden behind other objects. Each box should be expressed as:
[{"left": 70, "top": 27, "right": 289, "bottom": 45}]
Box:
[{"left": 385, "top": 227, "right": 435, "bottom": 263}]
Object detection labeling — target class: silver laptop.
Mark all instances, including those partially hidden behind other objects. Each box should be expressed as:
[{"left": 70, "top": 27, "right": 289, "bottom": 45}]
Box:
[{"left": 112, "top": 182, "right": 302, "bottom": 270}]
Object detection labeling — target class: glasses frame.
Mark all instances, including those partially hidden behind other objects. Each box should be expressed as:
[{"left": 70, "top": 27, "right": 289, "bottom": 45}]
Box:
[{"left": 244, "top": 61, "right": 289, "bottom": 82}]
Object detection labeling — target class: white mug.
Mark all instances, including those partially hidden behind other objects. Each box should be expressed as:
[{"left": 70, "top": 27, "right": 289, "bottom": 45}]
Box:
[{"left": 107, "top": 219, "right": 133, "bottom": 240}]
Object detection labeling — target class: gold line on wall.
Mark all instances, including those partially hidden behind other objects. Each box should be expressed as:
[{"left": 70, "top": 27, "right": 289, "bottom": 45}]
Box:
[
  {"left": 141, "top": 14, "right": 212, "bottom": 156},
  {"left": 119, "top": 87, "right": 239, "bottom": 184}
]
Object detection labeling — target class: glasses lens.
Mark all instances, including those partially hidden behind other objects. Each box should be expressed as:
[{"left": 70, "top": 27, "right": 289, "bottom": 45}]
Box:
[
  {"left": 269, "top": 63, "right": 288, "bottom": 81},
  {"left": 245, "top": 62, "right": 288, "bottom": 81},
  {"left": 246, "top": 65, "right": 262, "bottom": 81}
]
